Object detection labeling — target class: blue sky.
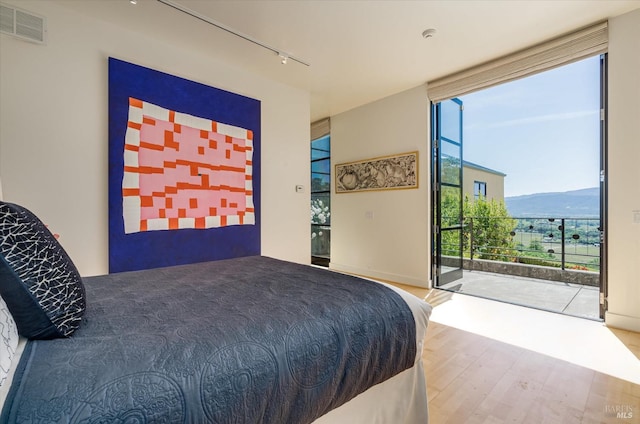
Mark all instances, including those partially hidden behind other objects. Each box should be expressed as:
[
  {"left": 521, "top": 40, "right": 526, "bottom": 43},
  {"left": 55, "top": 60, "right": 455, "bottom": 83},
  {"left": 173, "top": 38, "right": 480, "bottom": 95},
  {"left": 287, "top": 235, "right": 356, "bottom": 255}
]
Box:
[{"left": 460, "top": 55, "right": 601, "bottom": 198}]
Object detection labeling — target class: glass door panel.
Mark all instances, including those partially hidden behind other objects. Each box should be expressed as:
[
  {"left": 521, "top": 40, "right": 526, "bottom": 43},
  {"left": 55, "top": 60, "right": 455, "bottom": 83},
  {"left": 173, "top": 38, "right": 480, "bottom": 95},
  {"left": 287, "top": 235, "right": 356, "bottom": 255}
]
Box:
[{"left": 433, "top": 98, "right": 464, "bottom": 286}]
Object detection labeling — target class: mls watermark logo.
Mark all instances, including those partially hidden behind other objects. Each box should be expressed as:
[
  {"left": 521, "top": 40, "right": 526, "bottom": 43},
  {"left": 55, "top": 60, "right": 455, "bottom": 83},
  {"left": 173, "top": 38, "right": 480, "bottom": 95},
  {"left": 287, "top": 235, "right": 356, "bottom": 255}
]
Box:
[{"left": 604, "top": 404, "right": 634, "bottom": 420}]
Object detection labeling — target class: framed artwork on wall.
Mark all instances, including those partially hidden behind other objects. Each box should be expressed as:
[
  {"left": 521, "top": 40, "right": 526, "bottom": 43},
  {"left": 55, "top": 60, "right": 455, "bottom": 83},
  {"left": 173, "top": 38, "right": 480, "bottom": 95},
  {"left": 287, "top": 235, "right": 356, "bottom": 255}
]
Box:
[{"left": 335, "top": 151, "right": 418, "bottom": 193}]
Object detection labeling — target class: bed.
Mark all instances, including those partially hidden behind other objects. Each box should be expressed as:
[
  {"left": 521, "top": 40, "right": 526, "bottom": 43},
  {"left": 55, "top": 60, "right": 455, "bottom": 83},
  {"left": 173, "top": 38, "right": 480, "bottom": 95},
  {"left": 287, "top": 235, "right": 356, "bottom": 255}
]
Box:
[{"left": 0, "top": 201, "right": 432, "bottom": 423}]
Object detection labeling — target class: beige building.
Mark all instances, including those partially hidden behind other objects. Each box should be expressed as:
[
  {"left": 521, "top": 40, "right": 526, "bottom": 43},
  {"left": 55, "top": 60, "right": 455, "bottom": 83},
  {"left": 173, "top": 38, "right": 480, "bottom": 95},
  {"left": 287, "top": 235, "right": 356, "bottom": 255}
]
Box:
[{"left": 463, "top": 161, "right": 506, "bottom": 203}]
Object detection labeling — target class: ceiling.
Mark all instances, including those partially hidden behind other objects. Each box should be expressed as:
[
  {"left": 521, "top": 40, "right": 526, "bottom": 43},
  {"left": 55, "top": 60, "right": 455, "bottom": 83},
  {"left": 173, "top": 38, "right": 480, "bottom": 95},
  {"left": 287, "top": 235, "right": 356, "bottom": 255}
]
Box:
[{"left": 57, "top": 0, "right": 640, "bottom": 122}]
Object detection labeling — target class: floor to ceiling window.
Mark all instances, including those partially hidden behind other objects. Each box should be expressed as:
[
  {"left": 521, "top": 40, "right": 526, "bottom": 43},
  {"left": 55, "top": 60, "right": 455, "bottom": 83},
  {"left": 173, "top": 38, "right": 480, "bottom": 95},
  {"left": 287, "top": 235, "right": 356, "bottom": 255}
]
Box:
[{"left": 311, "top": 121, "right": 331, "bottom": 266}]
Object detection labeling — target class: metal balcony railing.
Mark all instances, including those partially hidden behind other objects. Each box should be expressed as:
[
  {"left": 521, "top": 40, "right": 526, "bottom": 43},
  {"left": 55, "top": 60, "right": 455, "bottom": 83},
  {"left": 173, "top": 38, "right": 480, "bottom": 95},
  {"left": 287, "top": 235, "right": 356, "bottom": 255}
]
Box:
[
  {"left": 311, "top": 224, "right": 331, "bottom": 258},
  {"left": 443, "top": 216, "right": 601, "bottom": 272}
]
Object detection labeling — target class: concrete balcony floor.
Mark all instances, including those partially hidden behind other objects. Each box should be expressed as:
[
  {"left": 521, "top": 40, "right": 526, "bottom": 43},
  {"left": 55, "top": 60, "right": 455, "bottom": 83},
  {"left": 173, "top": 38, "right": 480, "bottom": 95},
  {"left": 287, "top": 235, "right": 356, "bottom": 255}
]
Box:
[{"left": 438, "top": 270, "right": 601, "bottom": 320}]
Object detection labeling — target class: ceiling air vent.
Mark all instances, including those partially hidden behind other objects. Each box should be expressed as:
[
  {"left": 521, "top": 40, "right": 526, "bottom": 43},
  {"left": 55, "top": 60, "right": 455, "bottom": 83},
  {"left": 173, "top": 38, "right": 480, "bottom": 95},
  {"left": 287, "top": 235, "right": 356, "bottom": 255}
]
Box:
[{"left": 0, "top": 2, "right": 46, "bottom": 44}]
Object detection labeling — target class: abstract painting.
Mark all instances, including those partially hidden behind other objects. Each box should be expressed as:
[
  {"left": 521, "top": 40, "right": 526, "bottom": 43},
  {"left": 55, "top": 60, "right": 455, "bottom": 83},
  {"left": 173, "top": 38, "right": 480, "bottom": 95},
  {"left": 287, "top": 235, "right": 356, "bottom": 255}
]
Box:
[
  {"left": 121, "top": 98, "right": 254, "bottom": 233},
  {"left": 109, "top": 58, "right": 261, "bottom": 273}
]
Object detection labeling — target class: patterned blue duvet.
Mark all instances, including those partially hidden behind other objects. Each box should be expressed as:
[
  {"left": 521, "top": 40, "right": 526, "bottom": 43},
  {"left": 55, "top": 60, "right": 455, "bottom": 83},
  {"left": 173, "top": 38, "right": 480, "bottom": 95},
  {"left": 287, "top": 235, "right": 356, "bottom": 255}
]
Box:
[{"left": 1, "top": 256, "right": 417, "bottom": 423}]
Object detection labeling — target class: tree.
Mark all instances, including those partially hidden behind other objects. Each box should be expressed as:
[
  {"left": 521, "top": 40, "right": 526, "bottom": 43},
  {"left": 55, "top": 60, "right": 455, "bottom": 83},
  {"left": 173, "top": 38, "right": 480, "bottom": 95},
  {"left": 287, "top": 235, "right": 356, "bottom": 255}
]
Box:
[
  {"left": 439, "top": 189, "right": 462, "bottom": 257},
  {"left": 463, "top": 195, "right": 517, "bottom": 261},
  {"left": 528, "top": 239, "right": 543, "bottom": 251},
  {"left": 439, "top": 192, "right": 516, "bottom": 261}
]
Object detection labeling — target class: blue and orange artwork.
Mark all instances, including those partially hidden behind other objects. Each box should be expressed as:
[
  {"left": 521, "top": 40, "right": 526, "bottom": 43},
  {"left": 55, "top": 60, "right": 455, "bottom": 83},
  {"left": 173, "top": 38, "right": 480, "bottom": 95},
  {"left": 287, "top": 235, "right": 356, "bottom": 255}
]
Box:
[{"left": 108, "top": 58, "right": 261, "bottom": 273}]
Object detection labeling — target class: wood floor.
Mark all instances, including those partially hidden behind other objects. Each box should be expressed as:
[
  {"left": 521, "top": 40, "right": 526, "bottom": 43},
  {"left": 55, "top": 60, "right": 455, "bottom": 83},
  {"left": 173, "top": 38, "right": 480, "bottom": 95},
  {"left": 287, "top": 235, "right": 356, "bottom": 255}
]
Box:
[
  {"left": 422, "top": 320, "right": 639, "bottom": 423},
  {"left": 391, "top": 285, "right": 640, "bottom": 424}
]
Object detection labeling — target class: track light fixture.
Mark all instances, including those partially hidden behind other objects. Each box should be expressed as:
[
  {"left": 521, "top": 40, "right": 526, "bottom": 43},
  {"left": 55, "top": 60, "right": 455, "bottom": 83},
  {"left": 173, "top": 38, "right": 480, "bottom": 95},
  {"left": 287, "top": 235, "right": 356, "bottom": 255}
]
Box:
[{"left": 156, "top": 0, "right": 310, "bottom": 67}]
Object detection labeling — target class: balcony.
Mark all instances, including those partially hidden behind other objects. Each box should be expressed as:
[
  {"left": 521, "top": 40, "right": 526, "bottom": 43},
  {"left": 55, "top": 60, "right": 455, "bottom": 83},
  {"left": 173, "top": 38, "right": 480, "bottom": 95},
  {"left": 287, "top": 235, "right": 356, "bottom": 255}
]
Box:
[
  {"left": 439, "top": 269, "right": 600, "bottom": 319},
  {"left": 440, "top": 216, "right": 601, "bottom": 319},
  {"left": 444, "top": 216, "right": 600, "bottom": 282}
]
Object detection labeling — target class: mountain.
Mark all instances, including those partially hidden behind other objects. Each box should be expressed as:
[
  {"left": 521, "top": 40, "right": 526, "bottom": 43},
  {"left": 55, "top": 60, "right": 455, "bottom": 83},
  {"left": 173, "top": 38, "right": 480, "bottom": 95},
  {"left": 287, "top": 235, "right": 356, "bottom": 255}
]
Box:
[{"left": 505, "top": 187, "right": 599, "bottom": 218}]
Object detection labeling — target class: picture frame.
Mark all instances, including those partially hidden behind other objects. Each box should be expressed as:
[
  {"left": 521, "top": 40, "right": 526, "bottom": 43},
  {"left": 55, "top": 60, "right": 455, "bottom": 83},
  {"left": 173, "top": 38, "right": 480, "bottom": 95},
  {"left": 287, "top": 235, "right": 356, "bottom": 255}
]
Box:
[{"left": 335, "top": 151, "right": 418, "bottom": 193}]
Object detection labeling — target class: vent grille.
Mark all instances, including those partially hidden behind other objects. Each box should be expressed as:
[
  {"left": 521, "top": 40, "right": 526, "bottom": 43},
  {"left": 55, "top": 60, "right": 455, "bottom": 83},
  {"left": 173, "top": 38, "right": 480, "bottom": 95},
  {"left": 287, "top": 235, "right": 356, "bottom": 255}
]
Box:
[
  {"left": 0, "top": 4, "right": 14, "bottom": 34},
  {"left": 0, "top": 2, "right": 45, "bottom": 44}
]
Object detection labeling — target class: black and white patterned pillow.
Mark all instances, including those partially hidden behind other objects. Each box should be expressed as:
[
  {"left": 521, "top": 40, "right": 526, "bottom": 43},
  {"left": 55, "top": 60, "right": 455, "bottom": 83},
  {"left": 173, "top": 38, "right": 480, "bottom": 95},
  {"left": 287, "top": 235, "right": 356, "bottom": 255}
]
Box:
[{"left": 0, "top": 202, "right": 85, "bottom": 339}]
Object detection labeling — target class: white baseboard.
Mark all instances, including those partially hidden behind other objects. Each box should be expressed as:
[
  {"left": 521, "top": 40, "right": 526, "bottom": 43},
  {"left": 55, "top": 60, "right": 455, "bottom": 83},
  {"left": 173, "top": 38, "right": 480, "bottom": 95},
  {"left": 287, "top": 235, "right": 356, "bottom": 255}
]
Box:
[
  {"left": 329, "top": 262, "right": 430, "bottom": 288},
  {"left": 605, "top": 311, "right": 640, "bottom": 332}
]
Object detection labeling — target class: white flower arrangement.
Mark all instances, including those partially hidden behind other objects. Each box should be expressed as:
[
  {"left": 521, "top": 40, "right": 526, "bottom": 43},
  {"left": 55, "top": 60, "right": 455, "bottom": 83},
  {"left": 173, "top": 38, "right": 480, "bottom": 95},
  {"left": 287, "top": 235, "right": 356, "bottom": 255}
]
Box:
[
  {"left": 311, "top": 198, "right": 331, "bottom": 255},
  {"left": 311, "top": 199, "right": 330, "bottom": 225}
]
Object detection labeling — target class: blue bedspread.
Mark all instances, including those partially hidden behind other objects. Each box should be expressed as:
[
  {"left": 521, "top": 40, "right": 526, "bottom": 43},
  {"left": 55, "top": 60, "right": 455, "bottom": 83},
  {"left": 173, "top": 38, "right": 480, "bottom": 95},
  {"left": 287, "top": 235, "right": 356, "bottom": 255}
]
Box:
[{"left": 2, "top": 256, "right": 417, "bottom": 423}]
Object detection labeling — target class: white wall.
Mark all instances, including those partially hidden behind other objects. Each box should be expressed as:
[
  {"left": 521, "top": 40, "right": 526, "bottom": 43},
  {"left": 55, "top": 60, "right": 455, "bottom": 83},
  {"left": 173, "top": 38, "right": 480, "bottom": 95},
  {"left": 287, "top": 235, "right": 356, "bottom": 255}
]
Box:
[
  {"left": 606, "top": 8, "right": 640, "bottom": 332},
  {"left": 330, "top": 86, "right": 430, "bottom": 287},
  {"left": 0, "top": 1, "right": 311, "bottom": 276}
]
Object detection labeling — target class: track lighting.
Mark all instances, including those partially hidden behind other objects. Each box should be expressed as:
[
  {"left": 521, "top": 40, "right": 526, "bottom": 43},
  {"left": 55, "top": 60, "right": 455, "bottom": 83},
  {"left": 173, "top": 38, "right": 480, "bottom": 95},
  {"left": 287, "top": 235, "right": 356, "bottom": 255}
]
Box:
[{"left": 156, "top": 0, "right": 310, "bottom": 67}]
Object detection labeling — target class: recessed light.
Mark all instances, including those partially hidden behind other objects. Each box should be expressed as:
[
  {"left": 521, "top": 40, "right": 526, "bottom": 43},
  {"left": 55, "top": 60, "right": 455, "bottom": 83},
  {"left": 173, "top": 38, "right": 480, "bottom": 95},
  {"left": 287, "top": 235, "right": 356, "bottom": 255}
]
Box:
[{"left": 422, "top": 28, "right": 436, "bottom": 39}]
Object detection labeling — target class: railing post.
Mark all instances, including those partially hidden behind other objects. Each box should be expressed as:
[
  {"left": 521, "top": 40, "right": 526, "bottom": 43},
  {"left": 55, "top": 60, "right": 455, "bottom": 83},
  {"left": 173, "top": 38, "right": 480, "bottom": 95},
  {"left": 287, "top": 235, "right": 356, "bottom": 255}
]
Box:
[
  {"left": 561, "top": 218, "right": 566, "bottom": 270},
  {"left": 469, "top": 217, "right": 474, "bottom": 261}
]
